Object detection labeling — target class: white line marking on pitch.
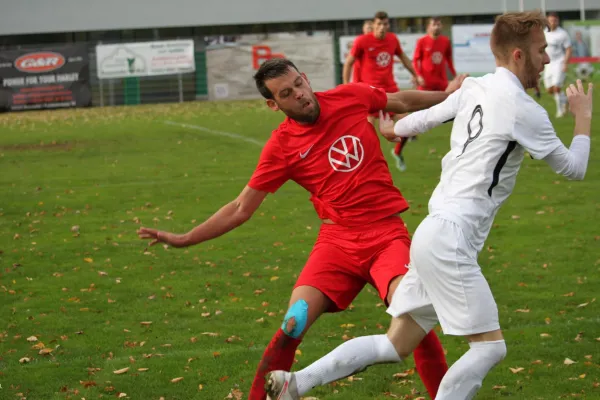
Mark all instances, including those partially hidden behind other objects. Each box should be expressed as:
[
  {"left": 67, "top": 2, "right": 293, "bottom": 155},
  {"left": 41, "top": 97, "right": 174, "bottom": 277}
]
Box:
[{"left": 164, "top": 121, "right": 264, "bottom": 147}]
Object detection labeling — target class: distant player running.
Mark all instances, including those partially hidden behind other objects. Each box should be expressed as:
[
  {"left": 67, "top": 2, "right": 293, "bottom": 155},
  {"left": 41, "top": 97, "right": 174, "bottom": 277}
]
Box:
[{"left": 544, "top": 12, "right": 572, "bottom": 117}]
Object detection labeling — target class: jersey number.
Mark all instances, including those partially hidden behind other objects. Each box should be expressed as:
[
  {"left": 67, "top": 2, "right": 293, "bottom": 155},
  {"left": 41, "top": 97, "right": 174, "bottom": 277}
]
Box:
[{"left": 457, "top": 105, "right": 483, "bottom": 157}]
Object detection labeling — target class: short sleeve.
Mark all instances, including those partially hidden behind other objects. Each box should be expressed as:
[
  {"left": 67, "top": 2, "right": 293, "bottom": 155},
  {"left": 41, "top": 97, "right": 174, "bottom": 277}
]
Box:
[
  {"left": 350, "top": 35, "right": 364, "bottom": 59},
  {"left": 248, "top": 135, "right": 290, "bottom": 193},
  {"left": 394, "top": 35, "right": 403, "bottom": 57},
  {"left": 513, "top": 101, "right": 563, "bottom": 160},
  {"left": 344, "top": 83, "right": 388, "bottom": 113}
]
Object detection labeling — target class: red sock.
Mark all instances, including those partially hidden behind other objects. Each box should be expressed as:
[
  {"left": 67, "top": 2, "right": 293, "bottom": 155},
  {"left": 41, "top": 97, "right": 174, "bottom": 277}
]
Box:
[
  {"left": 413, "top": 330, "right": 448, "bottom": 399},
  {"left": 394, "top": 138, "right": 408, "bottom": 156},
  {"left": 249, "top": 328, "right": 302, "bottom": 400}
]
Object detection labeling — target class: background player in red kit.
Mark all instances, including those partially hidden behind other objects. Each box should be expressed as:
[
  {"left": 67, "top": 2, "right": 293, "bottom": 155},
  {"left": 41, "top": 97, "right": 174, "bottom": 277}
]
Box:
[
  {"left": 391, "top": 16, "right": 459, "bottom": 170},
  {"left": 413, "top": 17, "right": 456, "bottom": 91},
  {"left": 138, "top": 58, "right": 465, "bottom": 400},
  {"left": 351, "top": 19, "right": 374, "bottom": 83},
  {"left": 344, "top": 11, "right": 420, "bottom": 172}
]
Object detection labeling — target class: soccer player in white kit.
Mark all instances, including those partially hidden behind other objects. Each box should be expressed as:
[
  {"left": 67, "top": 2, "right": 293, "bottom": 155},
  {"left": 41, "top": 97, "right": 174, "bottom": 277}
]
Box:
[
  {"left": 265, "top": 11, "right": 592, "bottom": 400},
  {"left": 544, "top": 12, "right": 572, "bottom": 118}
]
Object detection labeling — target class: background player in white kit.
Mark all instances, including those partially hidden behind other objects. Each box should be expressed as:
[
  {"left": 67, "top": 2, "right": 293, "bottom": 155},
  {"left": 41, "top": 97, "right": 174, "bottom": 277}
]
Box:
[
  {"left": 544, "top": 12, "right": 572, "bottom": 118},
  {"left": 266, "top": 11, "right": 592, "bottom": 400}
]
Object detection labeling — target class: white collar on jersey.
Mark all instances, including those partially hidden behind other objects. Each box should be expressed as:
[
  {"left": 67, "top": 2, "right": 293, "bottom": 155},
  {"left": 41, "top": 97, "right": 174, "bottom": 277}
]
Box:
[{"left": 495, "top": 67, "right": 524, "bottom": 91}]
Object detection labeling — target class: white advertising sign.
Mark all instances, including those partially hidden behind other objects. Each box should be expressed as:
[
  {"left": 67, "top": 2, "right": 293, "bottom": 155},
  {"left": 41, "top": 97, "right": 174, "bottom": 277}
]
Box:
[{"left": 96, "top": 40, "right": 195, "bottom": 79}]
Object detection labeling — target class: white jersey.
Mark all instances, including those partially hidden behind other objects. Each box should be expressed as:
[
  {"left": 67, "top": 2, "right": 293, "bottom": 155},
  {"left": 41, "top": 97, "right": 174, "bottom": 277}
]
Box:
[
  {"left": 545, "top": 27, "right": 571, "bottom": 64},
  {"left": 395, "top": 68, "right": 565, "bottom": 252}
]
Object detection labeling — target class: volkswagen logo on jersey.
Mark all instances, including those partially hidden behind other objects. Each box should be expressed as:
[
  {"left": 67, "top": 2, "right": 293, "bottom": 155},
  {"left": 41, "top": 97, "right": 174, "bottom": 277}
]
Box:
[
  {"left": 376, "top": 52, "right": 391, "bottom": 67},
  {"left": 328, "top": 135, "right": 364, "bottom": 172},
  {"left": 432, "top": 51, "right": 443, "bottom": 65}
]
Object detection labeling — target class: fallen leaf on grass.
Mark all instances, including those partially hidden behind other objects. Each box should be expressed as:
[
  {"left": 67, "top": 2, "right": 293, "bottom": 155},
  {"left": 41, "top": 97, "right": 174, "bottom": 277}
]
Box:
[
  {"left": 84, "top": 258, "right": 93, "bottom": 263},
  {"left": 515, "top": 309, "right": 530, "bottom": 313},
  {"left": 509, "top": 367, "right": 524, "bottom": 373},
  {"left": 225, "top": 388, "right": 243, "bottom": 400},
  {"left": 564, "top": 358, "right": 577, "bottom": 365},
  {"left": 113, "top": 367, "right": 130, "bottom": 374},
  {"left": 19, "top": 357, "right": 31, "bottom": 364},
  {"left": 140, "top": 321, "right": 152, "bottom": 326},
  {"left": 80, "top": 381, "right": 97, "bottom": 388},
  {"left": 39, "top": 348, "right": 53, "bottom": 355},
  {"left": 540, "top": 333, "right": 552, "bottom": 338},
  {"left": 492, "top": 386, "right": 506, "bottom": 390},
  {"left": 138, "top": 368, "right": 149, "bottom": 372},
  {"left": 170, "top": 377, "right": 184, "bottom": 383},
  {"left": 26, "top": 336, "right": 38, "bottom": 342}
]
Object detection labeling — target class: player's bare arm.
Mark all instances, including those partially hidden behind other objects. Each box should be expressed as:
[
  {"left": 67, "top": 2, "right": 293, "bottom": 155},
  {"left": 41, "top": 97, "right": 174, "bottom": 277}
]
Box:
[
  {"left": 384, "top": 73, "right": 466, "bottom": 115},
  {"left": 399, "top": 52, "right": 422, "bottom": 85},
  {"left": 343, "top": 54, "right": 356, "bottom": 84},
  {"left": 137, "top": 185, "right": 268, "bottom": 248}
]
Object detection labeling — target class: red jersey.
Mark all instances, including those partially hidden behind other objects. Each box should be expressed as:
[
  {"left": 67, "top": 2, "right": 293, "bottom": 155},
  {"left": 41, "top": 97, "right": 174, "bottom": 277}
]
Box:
[
  {"left": 350, "top": 32, "right": 403, "bottom": 92},
  {"left": 248, "top": 84, "right": 409, "bottom": 227},
  {"left": 413, "top": 35, "right": 456, "bottom": 90}
]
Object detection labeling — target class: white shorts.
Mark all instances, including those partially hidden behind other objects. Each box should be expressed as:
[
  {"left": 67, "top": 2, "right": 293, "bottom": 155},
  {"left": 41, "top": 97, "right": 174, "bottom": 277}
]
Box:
[
  {"left": 543, "top": 62, "right": 566, "bottom": 89},
  {"left": 387, "top": 215, "right": 500, "bottom": 336}
]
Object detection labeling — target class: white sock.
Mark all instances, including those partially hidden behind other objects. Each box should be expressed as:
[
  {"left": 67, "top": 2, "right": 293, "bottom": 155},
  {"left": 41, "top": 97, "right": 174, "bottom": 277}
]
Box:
[
  {"left": 554, "top": 93, "right": 562, "bottom": 113},
  {"left": 436, "top": 340, "right": 506, "bottom": 400},
  {"left": 294, "top": 334, "right": 401, "bottom": 395}
]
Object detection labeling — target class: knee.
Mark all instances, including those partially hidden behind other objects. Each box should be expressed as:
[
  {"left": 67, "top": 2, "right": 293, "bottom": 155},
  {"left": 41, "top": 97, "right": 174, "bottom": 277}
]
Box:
[
  {"left": 493, "top": 340, "right": 507, "bottom": 363},
  {"left": 281, "top": 299, "right": 309, "bottom": 338}
]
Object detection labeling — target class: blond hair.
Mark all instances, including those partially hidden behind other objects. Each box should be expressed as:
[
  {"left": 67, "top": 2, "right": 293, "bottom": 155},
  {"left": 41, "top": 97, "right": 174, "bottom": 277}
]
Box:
[{"left": 491, "top": 11, "right": 548, "bottom": 62}]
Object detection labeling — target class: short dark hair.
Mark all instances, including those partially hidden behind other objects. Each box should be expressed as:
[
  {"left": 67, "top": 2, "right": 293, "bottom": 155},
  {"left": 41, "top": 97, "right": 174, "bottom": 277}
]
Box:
[
  {"left": 428, "top": 16, "right": 442, "bottom": 24},
  {"left": 253, "top": 58, "right": 300, "bottom": 99},
  {"left": 547, "top": 12, "right": 559, "bottom": 18},
  {"left": 374, "top": 11, "right": 389, "bottom": 20}
]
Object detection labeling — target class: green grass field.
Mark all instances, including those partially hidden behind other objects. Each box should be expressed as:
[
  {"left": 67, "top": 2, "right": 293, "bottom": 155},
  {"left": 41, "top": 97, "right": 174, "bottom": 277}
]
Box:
[{"left": 0, "top": 94, "right": 598, "bottom": 400}]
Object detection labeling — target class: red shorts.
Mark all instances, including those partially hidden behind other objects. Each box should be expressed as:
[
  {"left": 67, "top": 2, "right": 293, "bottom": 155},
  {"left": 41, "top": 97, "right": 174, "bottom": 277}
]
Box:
[
  {"left": 294, "top": 215, "right": 411, "bottom": 312},
  {"left": 418, "top": 77, "right": 448, "bottom": 92},
  {"left": 369, "top": 86, "right": 398, "bottom": 119}
]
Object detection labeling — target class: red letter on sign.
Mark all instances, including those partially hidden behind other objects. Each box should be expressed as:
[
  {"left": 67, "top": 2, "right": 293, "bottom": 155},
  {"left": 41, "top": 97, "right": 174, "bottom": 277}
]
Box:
[{"left": 252, "top": 45, "right": 285, "bottom": 69}]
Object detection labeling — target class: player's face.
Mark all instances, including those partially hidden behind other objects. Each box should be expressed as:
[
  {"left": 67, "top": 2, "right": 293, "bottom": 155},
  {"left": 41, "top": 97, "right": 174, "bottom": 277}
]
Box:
[
  {"left": 264, "top": 68, "right": 321, "bottom": 124},
  {"left": 548, "top": 16, "right": 559, "bottom": 30},
  {"left": 374, "top": 18, "right": 389, "bottom": 39},
  {"left": 363, "top": 22, "right": 374, "bottom": 35},
  {"left": 524, "top": 28, "right": 550, "bottom": 89},
  {"left": 428, "top": 20, "right": 442, "bottom": 36}
]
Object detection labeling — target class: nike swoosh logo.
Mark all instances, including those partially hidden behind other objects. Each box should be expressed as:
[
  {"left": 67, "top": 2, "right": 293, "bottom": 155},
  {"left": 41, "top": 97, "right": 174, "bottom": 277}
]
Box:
[{"left": 299, "top": 145, "right": 314, "bottom": 159}]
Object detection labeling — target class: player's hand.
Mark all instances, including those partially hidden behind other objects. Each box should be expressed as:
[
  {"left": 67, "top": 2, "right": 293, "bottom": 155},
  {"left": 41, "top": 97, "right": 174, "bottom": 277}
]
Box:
[
  {"left": 378, "top": 111, "right": 398, "bottom": 142},
  {"left": 566, "top": 79, "right": 593, "bottom": 119},
  {"left": 416, "top": 76, "right": 425, "bottom": 86},
  {"left": 562, "top": 63, "right": 568, "bottom": 73},
  {"left": 137, "top": 227, "right": 187, "bottom": 248},
  {"left": 445, "top": 73, "right": 468, "bottom": 93}
]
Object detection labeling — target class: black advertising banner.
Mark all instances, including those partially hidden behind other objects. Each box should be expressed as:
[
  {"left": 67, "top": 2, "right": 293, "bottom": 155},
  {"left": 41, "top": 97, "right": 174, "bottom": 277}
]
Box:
[{"left": 0, "top": 44, "right": 91, "bottom": 112}]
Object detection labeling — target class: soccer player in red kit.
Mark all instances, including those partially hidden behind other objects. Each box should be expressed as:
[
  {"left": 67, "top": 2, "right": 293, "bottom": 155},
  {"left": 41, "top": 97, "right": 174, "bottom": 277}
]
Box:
[
  {"left": 138, "top": 58, "right": 466, "bottom": 400},
  {"left": 391, "top": 16, "right": 458, "bottom": 170},
  {"left": 351, "top": 19, "right": 374, "bottom": 83},
  {"left": 413, "top": 17, "right": 456, "bottom": 91},
  {"left": 344, "top": 11, "right": 420, "bottom": 172}
]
